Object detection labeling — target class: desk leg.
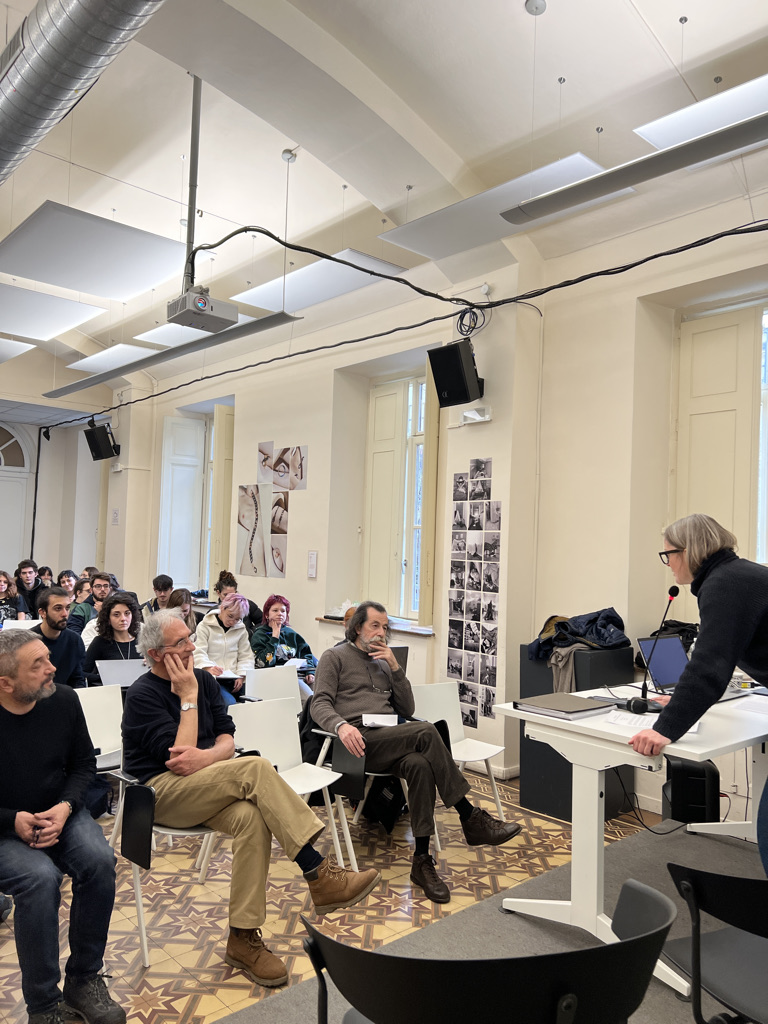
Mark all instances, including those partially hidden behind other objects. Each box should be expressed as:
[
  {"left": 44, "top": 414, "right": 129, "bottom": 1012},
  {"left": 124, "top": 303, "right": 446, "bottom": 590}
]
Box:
[{"left": 687, "top": 741, "right": 767, "bottom": 843}]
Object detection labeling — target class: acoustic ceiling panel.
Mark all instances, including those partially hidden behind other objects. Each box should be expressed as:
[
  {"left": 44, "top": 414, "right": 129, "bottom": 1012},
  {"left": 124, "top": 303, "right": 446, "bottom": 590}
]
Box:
[
  {"left": 134, "top": 314, "right": 255, "bottom": 347},
  {"left": 0, "top": 282, "right": 105, "bottom": 341},
  {"left": 0, "top": 201, "right": 186, "bottom": 301},
  {"left": 67, "top": 344, "right": 153, "bottom": 374},
  {"left": 0, "top": 338, "right": 35, "bottom": 364}
]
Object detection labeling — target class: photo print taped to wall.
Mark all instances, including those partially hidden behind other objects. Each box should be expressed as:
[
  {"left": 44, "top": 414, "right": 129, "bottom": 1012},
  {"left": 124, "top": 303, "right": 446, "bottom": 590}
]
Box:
[{"left": 236, "top": 484, "right": 268, "bottom": 577}]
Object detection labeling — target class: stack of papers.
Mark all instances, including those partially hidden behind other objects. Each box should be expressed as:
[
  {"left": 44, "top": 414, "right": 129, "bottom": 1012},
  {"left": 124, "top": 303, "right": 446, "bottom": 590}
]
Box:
[{"left": 514, "top": 693, "right": 616, "bottom": 721}]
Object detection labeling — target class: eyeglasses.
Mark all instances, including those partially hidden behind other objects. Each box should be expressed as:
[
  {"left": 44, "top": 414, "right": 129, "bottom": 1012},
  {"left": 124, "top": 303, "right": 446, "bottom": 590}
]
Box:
[
  {"left": 161, "top": 633, "right": 196, "bottom": 650},
  {"left": 658, "top": 549, "right": 685, "bottom": 565}
]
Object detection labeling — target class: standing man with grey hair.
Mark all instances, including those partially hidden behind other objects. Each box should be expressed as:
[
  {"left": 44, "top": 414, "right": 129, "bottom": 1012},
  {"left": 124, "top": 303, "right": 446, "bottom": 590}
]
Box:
[
  {"left": 311, "top": 601, "right": 524, "bottom": 905},
  {"left": 121, "top": 609, "right": 380, "bottom": 989},
  {"left": 0, "top": 630, "right": 124, "bottom": 1024}
]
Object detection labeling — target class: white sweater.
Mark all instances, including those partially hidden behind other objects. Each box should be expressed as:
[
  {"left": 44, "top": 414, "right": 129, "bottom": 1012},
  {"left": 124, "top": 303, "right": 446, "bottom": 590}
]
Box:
[{"left": 193, "top": 611, "right": 254, "bottom": 676}]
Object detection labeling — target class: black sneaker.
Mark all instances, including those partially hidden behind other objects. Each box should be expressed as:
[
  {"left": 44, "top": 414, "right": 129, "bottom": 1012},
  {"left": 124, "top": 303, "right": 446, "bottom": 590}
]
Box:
[
  {"left": 410, "top": 853, "right": 450, "bottom": 903},
  {"left": 29, "top": 1007, "right": 64, "bottom": 1024},
  {"left": 461, "top": 806, "right": 522, "bottom": 847},
  {"left": 62, "top": 977, "right": 126, "bottom": 1024}
]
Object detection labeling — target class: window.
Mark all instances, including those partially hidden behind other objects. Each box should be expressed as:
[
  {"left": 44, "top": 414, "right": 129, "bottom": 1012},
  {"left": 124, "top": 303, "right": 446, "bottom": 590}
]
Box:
[
  {"left": 402, "top": 379, "right": 426, "bottom": 618},
  {"left": 756, "top": 310, "right": 768, "bottom": 561}
]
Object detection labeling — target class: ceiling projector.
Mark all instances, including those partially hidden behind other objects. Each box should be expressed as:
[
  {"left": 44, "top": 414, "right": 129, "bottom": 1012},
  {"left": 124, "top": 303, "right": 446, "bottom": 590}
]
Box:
[{"left": 167, "top": 287, "right": 238, "bottom": 332}]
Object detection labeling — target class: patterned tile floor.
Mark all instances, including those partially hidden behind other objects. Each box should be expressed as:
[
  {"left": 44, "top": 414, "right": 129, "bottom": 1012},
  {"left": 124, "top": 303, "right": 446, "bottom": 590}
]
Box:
[{"left": 0, "top": 776, "right": 646, "bottom": 1024}]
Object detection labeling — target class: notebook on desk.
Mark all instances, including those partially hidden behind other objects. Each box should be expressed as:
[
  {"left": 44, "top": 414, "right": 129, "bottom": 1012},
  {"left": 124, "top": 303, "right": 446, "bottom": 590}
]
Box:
[{"left": 637, "top": 635, "right": 750, "bottom": 702}]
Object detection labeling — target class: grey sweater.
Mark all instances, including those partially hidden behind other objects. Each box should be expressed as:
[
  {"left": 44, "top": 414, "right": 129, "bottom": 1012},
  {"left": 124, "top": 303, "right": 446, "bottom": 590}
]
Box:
[{"left": 311, "top": 641, "right": 415, "bottom": 734}]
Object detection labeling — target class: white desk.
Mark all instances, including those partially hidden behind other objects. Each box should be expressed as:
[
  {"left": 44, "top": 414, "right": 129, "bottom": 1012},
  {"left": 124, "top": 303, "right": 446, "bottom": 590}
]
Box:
[{"left": 494, "top": 686, "right": 768, "bottom": 995}]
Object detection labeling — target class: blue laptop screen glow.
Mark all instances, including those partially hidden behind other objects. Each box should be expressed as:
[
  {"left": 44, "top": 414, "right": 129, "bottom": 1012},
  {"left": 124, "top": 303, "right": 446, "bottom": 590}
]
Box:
[{"left": 637, "top": 635, "right": 689, "bottom": 690}]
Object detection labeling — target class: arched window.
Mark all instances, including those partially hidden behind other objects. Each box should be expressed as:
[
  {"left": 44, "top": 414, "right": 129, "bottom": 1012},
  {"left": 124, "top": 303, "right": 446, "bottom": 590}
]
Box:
[{"left": 0, "top": 425, "right": 26, "bottom": 468}]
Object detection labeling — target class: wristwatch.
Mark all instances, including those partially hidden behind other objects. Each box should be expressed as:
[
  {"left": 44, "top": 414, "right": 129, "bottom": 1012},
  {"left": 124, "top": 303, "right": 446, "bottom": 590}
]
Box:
[{"left": 180, "top": 702, "right": 198, "bottom": 712}]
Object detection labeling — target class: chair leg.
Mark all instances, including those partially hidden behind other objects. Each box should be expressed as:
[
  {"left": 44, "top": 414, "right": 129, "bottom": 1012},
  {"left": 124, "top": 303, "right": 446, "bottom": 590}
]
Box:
[
  {"left": 109, "top": 791, "right": 124, "bottom": 850},
  {"left": 485, "top": 759, "right": 505, "bottom": 821},
  {"left": 352, "top": 777, "right": 374, "bottom": 824},
  {"left": 322, "top": 787, "right": 345, "bottom": 867},
  {"left": 334, "top": 794, "right": 359, "bottom": 873},
  {"left": 132, "top": 863, "right": 150, "bottom": 969},
  {"left": 197, "top": 832, "right": 217, "bottom": 884}
]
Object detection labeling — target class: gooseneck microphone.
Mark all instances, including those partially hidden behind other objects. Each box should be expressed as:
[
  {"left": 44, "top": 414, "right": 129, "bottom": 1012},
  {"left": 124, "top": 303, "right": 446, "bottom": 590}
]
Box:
[{"left": 626, "top": 585, "right": 680, "bottom": 714}]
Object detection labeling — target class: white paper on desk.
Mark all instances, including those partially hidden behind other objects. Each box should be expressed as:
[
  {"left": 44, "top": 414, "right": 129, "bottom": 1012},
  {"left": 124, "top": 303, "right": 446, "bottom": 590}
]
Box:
[
  {"left": 217, "top": 670, "right": 238, "bottom": 680},
  {"left": 735, "top": 695, "right": 768, "bottom": 716},
  {"left": 605, "top": 710, "right": 699, "bottom": 734},
  {"left": 362, "top": 714, "right": 398, "bottom": 728},
  {"left": 284, "top": 658, "right": 307, "bottom": 668}
]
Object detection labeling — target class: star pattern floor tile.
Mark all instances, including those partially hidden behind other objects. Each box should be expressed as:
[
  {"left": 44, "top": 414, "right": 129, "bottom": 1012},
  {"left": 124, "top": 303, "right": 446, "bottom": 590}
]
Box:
[{"left": 0, "top": 774, "right": 645, "bottom": 1024}]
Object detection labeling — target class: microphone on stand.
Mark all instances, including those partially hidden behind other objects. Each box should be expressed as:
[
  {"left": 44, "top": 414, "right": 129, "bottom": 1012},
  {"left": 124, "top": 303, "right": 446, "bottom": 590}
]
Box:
[{"left": 625, "top": 585, "right": 680, "bottom": 715}]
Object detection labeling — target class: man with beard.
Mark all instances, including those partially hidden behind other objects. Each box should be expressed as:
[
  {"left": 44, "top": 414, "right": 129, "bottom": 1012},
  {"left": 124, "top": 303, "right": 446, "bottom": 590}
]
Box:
[
  {"left": 311, "top": 601, "right": 524, "bottom": 906},
  {"left": 32, "top": 588, "right": 85, "bottom": 689},
  {"left": 0, "top": 630, "right": 124, "bottom": 1024}
]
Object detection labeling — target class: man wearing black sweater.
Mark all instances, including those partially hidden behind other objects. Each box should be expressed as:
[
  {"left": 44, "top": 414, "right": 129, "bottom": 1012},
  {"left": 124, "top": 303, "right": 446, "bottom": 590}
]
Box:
[
  {"left": 0, "top": 630, "right": 124, "bottom": 1024},
  {"left": 32, "top": 588, "right": 85, "bottom": 689}
]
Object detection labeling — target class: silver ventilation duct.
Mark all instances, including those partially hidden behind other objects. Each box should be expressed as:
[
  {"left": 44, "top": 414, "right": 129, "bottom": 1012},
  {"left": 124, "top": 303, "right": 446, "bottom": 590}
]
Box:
[{"left": 0, "top": 0, "right": 168, "bottom": 185}]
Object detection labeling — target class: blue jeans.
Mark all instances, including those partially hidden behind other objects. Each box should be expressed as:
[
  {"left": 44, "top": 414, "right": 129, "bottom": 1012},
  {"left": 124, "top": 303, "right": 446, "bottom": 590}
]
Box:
[
  {"left": 758, "top": 775, "right": 768, "bottom": 877},
  {"left": 0, "top": 809, "right": 116, "bottom": 1014}
]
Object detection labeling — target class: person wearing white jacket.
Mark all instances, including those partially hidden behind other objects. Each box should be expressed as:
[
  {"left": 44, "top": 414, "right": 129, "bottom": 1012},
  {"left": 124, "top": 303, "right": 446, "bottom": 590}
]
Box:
[{"left": 193, "top": 593, "right": 254, "bottom": 706}]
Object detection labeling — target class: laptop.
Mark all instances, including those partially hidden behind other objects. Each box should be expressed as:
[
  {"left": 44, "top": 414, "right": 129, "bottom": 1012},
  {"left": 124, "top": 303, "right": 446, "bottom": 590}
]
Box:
[
  {"left": 96, "top": 659, "right": 147, "bottom": 687},
  {"left": 637, "top": 635, "right": 750, "bottom": 702}
]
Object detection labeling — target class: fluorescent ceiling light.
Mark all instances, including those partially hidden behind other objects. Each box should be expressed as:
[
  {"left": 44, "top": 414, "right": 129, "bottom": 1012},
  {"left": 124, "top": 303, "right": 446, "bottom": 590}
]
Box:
[
  {"left": 232, "top": 248, "right": 405, "bottom": 312},
  {"left": 0, "top": 282, "right": 105, "bottom": 340},
  {"left": 0, "top": 338, "right": 35, "bottom": 363},
  {"left": 0, "top": 201, "right": 186, "bottom": 301},
  {"left": 380, "top": 154, "right": 632, "bottom": 260},
  {"left": 635, "top": 73, "right": 768, "bottom": 150},
  {"left": 134, "top": 314, "right": 255, "bottom": 347},
  {"left": 66, "top": 344, "right": 153, "bottom": 374}
]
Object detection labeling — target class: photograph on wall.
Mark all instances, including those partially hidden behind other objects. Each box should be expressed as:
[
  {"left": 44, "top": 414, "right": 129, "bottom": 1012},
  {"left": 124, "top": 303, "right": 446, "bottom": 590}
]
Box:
[
  {"left": 236, "top": 483, "right": 268, "bottom": 576},
  {"left": 447, "top": 651, "right": 463, "bottom": 679},
  {"left": 466, "top": 560, "right": 482, "bottom": 590},
  {"left": 469, "top": 477, "right": 491, "bottom": 500},
  {"left": 482, "top": 562, "right": 500, "bottom": 592},
  {"left": 463, "top": 653, "right": 478, "bottom": 684},
  {"left": 464, "top": 620, "right": 480, "bottom": 652},
  {"left": 461, "top": 704, "right": 478, "bottom": 729},
  {"left": 465, "top": 592, "right": 481, "bottom": 621},
  {"left": 448, "top": 619, "right": 464, "bottom": 649},
  {"left": 480, "top": 686, "right": 496, "bottom": 719},
  {"left": 480, "top": 655, "right": 497, "bottom": 688},
  {"left": 450, "top": 561, "right": 466, "bottom": 589},
  {"left": 481, "top": 625, "right": 498, "bottom": 656},
  {"left": 468, "top": 502, "right": 484, "bottom": 531},
  {"left": 260, "top": 443, "right": 308, "bottom": 491},
  {"left": 257, "top": 442, "right": 274, "bottom": 483},
  {"left": 448, "top": 590, "right": 465, "bottom": 618},
  {"left": 453, "top": 473, "right": 468, "bottom": 500},
  {"left": 482, "top": 593, "right": 498, "bottom": 623},
  {"left": 452, "top": 502, "right": 467, "bottom": 530},
  {"left": 470, "top": 457, "right": 492, "bottom": 479},
  {"left": 485, "top": 501, "right": 501, "bottom": 530},
  {"left": 484, "top": 532, "right": 500, "bottom": 561},
  {"left": 458, "top": 679, "right": 478, "bottom": 705},
  {"left": 271, "top": 491, "right": 288, "bottom": 534},
  {"left": 451, "top": 531, "right": 467, "bottom": 557},
  {"left": 268, "top": 534, "right": 287, "bottom": 578},
  {"left": 466, "top": 532, "right": 483, "bottom": 559}
]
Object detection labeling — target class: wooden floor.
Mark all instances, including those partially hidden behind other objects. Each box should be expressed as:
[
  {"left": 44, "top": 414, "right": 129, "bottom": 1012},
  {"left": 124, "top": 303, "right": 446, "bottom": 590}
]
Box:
[{"left": 0, "top": 775, "right": 648, "bottom": 1024}]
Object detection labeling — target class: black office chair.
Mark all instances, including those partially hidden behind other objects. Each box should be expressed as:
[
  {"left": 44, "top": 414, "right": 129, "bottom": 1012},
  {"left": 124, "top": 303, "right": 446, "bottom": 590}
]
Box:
[
  {"left": 664, "top": 862, "right": 768, "bottom": 1024},
  {"left": 302, "top": 878, "right": 676, "bottom": 1024}
]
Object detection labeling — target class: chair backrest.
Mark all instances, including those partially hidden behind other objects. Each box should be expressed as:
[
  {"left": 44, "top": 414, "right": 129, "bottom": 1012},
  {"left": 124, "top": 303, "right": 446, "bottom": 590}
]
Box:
[
  {"left": 121, "top": 783, "right": 155, "bottom": 870},
  {"left": 228, "top": 698, "right": 303, "bottom": 772},
  {"left": 96, "top": 659, "right": 146, "bottom": 687},
  {"left": 75, "top": 684, "right": 123, "bottom": 757},
  {"left": 244, "top": 665, "right": 301, "bottom": 712},
  {"left": 302, "top": 879, "right": 676, "bottom": 1024},
  {"left": 1, "top": 618, "right": 41, "bottom": 629},
  {"left": 667, "top": 862, "right": 768, "bottom": 938},
  {"left": 411, "top": 682, "right": 465, "bottom": 746}
]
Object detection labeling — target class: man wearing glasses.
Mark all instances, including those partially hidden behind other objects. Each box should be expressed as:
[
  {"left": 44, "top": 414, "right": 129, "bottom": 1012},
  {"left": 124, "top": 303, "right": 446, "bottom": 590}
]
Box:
[
  {"left": 122, "top": 610, "right": 379, "bottom": 989},
  {"left": 66, "top": 574, "right": 113, "bottom": 636}
]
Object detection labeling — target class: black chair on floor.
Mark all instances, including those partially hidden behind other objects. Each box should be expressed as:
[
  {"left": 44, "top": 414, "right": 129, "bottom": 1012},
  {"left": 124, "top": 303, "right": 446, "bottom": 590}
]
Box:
[
  {"left": 664, "top": 862, "right": 768, "bottom": 1024},
  {"left": 302, "top": 878, "right": 676, "bottom": 1024}
]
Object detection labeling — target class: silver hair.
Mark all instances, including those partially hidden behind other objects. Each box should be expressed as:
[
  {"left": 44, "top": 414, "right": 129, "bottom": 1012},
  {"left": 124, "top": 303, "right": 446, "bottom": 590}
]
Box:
[
  {"left": 0, "top": 630, "right": 41, "bottom": 678},
  {"left": 664, "top": 514, "right": 738, "bottom": 577},
  {"left": 136, "top": 607, "right": 184, "bottom": 661}
]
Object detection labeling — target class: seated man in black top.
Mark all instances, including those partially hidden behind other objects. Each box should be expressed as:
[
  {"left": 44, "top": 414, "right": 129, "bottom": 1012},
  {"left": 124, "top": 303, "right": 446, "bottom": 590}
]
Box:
[
  {"left": 32, "top": 588, "right": 85, "bottom": 689},
  {"left": 0, "top": 630, "right": 124, "bottom": 1024},
  {"left": 15, "top": 560, "right": 44, "bottom": 618}
]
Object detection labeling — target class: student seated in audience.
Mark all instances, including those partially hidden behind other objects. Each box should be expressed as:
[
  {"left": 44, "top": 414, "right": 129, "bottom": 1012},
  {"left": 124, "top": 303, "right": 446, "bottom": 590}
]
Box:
[
  {"left": 31, "top": 588, "right": 85, "bottom": 689},
  {"left": 79, "top": 566, "right": 98, "bottom": 580},
  {"left": 251, "top": 594, "right": 318, "bottom": 691},
  {"left": 37, "top": 567, "right": 53, "bottom": 587},
  {"left": 72, "top": 578, "right": 92, "bottom": 605},
  {"left": 213, "top": 570, "right": 262, "bottom": 639},
  {"left": 312, "top": 600, "right": 524, "bottom": 905},
  {"left": 0, "top": 629, "right": 125, "bottom": 1024},
  {"left": 140, "top": 574, "right": 173, "bottom": 622},
  {"left": 15, "top": 560, "right": 44, "bottom": 618},
  {"left": 0, "top": 570, "right": 27, "bottom": 622},
  {"left": 193, "top": 593, "right": 253, "bottom": 705},
  {"left": 83, "top": 593, "right": 142, "bottom": 686},
  {"left": 67, "top": 574, "right": 113, "bottom": 636},
  {"left": 122, "top": 609, "right": 380, "bottom": 988},
  {"left": 56, "top": 570, "right": 78, "bottom": 599},
  {"left": 166, "top": 588, "right": 197, "bottom": 631}
]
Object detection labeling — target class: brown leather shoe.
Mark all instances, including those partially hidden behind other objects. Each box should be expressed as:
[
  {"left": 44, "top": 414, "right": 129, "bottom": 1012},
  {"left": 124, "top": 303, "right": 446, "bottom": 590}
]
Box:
[
  {"left": 462, "top": 806, "right": 522, "bottom": 846},
  {"left": 410, "top": 853, "right": 450, "bottom": 903},
  {"left": 305, "top": 857, "right": 381, "bottom": 914},
  {"left": 225, "top": 927, "right": 288, "bottom": 987}
]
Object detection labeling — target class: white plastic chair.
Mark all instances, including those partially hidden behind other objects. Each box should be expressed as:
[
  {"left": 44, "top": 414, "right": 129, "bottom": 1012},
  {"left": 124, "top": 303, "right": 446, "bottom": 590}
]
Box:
[
  {"left": 412, "top": 682, "right": 506, "bottom": 821},
  {"left": 75, "top": 685, "right": 123, "bottom": 773},
  {"left": 1, "top": 618, "right": 41, "bottom": 629},
  {"left": 228, "top": 699, "right": 356, "bottom": 869},
  {"left": 243, "top": 665, "right": 302, "bottom": 713}
]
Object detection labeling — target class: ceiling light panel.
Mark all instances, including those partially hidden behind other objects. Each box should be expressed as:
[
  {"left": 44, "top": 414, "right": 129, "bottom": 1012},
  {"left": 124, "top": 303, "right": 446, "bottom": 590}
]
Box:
[
  {"left": 66, "top": 344, "right": 153, "bottom": 374},
  {"left": 0, "top": 201, "right": 186, "bottom": 301},
  {"left": 134, "top": 314, "right": 255, "bottom": 347},
  {"left": 0, "top": 282, "right": 105, "bottom": 341},
  {"left": 0, "top": 338, "right": 35, "bottom": 364},
  {"left": 635, "top": 73, "right": 768, "bottom": 150},
  {"left": 232, "top": 249, "right": 405, "bottom": 312}
]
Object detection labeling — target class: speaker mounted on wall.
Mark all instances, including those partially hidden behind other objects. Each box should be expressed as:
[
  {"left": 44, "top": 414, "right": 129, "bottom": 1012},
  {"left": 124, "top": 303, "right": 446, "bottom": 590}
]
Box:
[
  {"left": 427, "top": 338, "right": 484, "bottom": 408},
  {"left": 83, "top": 423, "right": 120, "bottom": 461}
]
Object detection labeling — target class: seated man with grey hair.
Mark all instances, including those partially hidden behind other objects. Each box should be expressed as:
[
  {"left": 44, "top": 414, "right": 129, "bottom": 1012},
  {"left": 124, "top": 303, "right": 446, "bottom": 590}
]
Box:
[
  {"left": 0, "top": 629, "right": 125, "bottom": 1024},
  {"left": 311, "top": 600, "right": 524, "bottom": 905},
  {"left": 121, "top": 609, "right": 380, "bottom": 989}
]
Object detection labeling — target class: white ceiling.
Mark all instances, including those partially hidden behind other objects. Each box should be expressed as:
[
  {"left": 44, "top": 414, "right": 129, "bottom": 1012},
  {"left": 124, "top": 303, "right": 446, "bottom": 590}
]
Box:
[{"left": 0, "top": 0, "right": 767, "bottom": 413}]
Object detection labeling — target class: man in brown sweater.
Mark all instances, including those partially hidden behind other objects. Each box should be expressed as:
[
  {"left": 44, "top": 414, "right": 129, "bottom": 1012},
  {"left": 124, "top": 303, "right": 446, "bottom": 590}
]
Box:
[{"left": 311, "top": 601, "right": 523, "bottom": 904}]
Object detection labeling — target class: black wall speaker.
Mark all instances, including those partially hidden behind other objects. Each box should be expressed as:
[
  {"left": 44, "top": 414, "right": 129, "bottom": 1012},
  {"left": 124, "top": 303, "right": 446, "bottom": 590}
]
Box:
[
  {"left": 84, "top": 424, "right": 120, "bottom": 461},
  {"left": 427, "top": 339, "right": 485, "bottom": 408}
]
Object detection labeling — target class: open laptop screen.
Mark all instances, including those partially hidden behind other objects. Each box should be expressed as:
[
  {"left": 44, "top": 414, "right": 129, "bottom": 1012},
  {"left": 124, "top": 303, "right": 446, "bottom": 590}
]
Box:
[{"left": 637, "top": 635, "right": 689, "bottom": 691}]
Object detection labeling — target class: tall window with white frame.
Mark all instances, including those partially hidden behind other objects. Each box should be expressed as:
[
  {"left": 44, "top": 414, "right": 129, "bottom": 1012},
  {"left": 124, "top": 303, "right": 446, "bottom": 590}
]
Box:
[
  {"left": 756, "top": 310, "right": 768, "bottom": 562},
  {"left": 402, "top": 378, "right": 425, "bottom": 618}
]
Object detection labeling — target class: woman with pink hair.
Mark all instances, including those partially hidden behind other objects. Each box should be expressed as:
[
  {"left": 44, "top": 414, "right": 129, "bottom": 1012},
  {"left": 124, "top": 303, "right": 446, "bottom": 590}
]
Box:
[{"left": 193, "top": 591, "right": 254, "bottom": 705}]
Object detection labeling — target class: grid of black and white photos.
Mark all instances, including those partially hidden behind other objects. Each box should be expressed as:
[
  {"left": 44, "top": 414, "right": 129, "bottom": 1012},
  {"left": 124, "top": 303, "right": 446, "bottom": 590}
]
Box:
[{"left": 448, "top": 457, "right": 500, "bottom": 728}]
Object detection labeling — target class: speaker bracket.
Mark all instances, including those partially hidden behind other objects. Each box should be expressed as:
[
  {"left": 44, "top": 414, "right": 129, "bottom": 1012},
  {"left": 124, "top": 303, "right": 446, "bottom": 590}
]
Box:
[{"left": 460, "top": 405, "right": 492, "bottom": 425}]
